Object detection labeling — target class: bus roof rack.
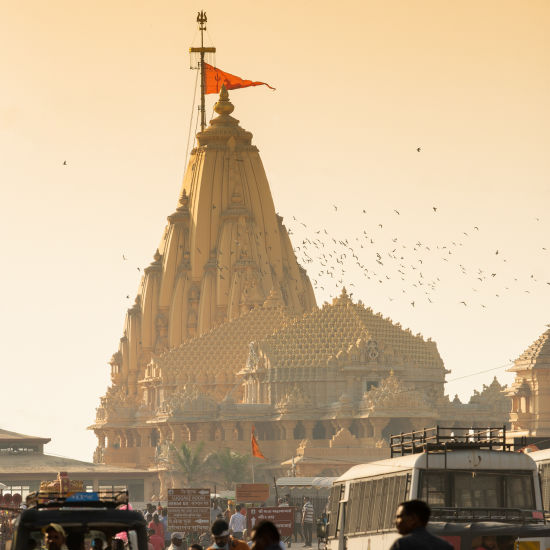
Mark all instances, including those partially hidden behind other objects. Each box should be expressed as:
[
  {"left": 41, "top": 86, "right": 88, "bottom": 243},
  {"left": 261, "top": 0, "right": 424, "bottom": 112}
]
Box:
[
  {"left": 390, "top": 425, "right": 511, "bottom": 457},
  {"left": 25, "top": 490, "right": 129, "bottom": 510}
]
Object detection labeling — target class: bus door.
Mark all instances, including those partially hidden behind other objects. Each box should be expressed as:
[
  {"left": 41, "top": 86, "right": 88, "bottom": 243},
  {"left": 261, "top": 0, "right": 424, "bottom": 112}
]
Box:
[{"left": 327, "top": 484, "right": 346, "bottom": 550}]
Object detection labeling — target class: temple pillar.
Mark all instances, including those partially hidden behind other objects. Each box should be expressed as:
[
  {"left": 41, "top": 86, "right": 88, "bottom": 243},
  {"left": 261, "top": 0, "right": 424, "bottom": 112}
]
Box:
[
  {"left": 302, "top": 420, "right": 316, "bottom": 440},
  {"left": 370, "top": 418, "right": 389, "bottom": 441},
  {"left": 222, "top": 421, "right": 235, "bottom": 441}
]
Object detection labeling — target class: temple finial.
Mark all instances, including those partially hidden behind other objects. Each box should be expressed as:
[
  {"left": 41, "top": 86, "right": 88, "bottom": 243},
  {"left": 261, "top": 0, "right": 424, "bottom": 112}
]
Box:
[{"left": 214, "top": 84, "right": 235, "bottom": 116}]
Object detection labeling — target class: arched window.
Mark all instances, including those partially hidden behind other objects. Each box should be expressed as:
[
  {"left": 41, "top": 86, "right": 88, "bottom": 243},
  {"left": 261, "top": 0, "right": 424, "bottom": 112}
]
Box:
[
  {"left": 293, "top": 421, "right": 306, "bottom": 440},
  {"left": 312, "top": 421, "right": 326, "bottom": 440}
]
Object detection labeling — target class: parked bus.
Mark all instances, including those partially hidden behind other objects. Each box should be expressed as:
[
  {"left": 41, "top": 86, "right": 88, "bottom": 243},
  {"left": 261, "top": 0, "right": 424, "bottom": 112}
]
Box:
[
  {"left": 525, "top": 447, "right": 550, "bottom": 515},
  {"left": 327, "top": 426, "right": 545, "bottom": 550}
]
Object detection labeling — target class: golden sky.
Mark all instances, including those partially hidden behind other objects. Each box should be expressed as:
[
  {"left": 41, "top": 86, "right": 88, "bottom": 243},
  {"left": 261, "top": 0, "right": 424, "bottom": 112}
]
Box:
[{"left": 1, "top": 0, "right": 549, "bottom": 460}]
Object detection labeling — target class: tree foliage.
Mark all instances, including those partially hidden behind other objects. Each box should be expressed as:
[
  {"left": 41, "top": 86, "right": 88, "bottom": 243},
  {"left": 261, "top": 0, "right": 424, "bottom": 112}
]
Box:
[
  {"left": 207, "top": 447, "right": 250, "bottom": 489},
  {"left": 172, "top": 441, "right": 206, "bottom": 485}
]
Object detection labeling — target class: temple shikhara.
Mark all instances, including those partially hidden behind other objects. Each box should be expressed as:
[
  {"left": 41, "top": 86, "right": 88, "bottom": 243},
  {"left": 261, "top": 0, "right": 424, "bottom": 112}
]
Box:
[{"left": 89, "top": 78, "right": 512, "bottom": 497}]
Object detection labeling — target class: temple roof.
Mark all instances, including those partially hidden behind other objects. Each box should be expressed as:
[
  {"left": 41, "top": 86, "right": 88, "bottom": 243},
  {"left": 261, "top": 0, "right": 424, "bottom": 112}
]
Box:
[
  {"left": 0, "top": 452, "right": 150, "bottom": 474},
  {"left": 255, "top": 288, "right": 443, "bottom": 369},
  {"left": 510, "top": 326, "right": 550, "bottom": 371},
  {"left": 0, "top": 429, "right": 50, "bottom": 444},
  {"left": 153, "top": 297, "right": 292, "bottom": 389}
]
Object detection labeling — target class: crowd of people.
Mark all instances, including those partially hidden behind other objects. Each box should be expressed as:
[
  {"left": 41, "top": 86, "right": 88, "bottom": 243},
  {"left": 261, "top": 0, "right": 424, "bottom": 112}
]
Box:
[
  {"left": 36, "top": 499, "right": 449, "bottom": 550},
  {"left": 139, "top": 494, "right": 323, "bottom": 550}
]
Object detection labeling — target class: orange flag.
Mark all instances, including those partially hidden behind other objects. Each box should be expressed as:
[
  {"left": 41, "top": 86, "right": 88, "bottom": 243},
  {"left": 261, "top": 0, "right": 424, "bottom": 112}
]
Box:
[
  {"left": 251, "top": 427, "right": 266, "bottom": 459},
  {"left": 205, "top": 63, "right": 275, "bottom": 94}
]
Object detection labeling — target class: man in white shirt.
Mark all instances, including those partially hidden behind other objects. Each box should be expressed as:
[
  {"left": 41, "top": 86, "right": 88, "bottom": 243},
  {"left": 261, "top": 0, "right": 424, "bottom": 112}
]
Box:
[{"left": 229, "top": 504, "right": 247, "bottom": 540}]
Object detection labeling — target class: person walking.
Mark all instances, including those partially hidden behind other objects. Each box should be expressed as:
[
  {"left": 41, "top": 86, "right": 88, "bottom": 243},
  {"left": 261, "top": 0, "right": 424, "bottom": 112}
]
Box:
[
  {"left": 301, "top": 497, "right": 314, "bottom": 548},
  {"left": 229, "top": 504, "right": 247, "bottom": 540},
  {"left": 250, "top": 520, "right": 280, "bottom": 550},
  {"left": 293, "top": 506, "right": 303, "bottom": 544},
  {"left": 167, "top": 533, "right": 185, "bottom": 550},
  {"left": 390, "top": 500, "right": 453, "bottom": 550},
  {"left": 149, "top": 513, "right": 165, "bottom": 541},
  {"left": 207, "top": 519, "right": 249, "bottom": 550}
]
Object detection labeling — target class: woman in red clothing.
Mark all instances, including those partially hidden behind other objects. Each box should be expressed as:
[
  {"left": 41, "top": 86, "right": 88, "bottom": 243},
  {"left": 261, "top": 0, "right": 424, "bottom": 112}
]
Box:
[{"left": 148, "top": 513, "right": 165, "bottom": 540}]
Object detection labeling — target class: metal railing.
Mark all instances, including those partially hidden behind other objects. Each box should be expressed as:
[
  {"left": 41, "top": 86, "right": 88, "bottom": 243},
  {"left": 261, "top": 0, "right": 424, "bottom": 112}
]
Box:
[{"left": 390, "top": 426, "right": 510, "bottom": 457}]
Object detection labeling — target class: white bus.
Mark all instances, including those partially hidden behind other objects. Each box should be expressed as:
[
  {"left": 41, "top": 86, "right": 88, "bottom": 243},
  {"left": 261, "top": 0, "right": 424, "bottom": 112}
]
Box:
[
  {"left": 326, "top": 427, "right": 545, "bottom": 550},
  {"left": 526, "top": 447, "right": 550, "bottom": 515}
]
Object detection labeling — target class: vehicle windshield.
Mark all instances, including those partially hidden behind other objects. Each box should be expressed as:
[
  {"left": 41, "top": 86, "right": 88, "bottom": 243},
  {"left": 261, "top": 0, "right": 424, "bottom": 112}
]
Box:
[
  {"left": 419, "top": 470, "right": 535, "bottom": 509},
  {"left": 12, "top": 521, "right": 142, "bottom": 550}
]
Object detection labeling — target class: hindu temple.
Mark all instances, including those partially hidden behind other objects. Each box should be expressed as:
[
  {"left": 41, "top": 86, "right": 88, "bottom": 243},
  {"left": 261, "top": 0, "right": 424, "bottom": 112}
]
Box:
[{"left": 89, "top": 87, "right": 510, "bottom": 498}]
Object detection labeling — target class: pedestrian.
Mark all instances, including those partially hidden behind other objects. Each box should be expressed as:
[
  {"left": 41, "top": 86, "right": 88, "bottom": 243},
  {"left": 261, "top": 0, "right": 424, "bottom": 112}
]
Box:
[
  {"left": 301, "top": 497, "right": 314, "bottom": 548},
  {"left": 293, "top": 506, "right": 303, "bottom": 543},
  {"left": 149, "top": 513, "right": 165, "bottom": 541},
  {"left": 161, "top": 508, "right": 171, "bottom": 548},
  {"left": 390, "top": 500, "right": 453, "bottom": 550},
  {"left": 167, "top": 533, "right": 185, "bottom": 550},
  {"left": 43, "top": 524, "right": 68, "bottom": 550},
  {"left": 229, "top": 504, "right": 247, "bottom": 540},
  {"left": 224, "top": 502, "right": 235, "bottom": 524},
  {"left": 211, "top": 500, "right": 224, "bottom": 524},
  {"left": 148, "top": 529, "right": 165, "bottom": 550},
  {"left": 250, "top": 520, "right": 280, "bottom": 550},
  {"left": 207, "top": 519, "right": 248, "bottom": 550}
]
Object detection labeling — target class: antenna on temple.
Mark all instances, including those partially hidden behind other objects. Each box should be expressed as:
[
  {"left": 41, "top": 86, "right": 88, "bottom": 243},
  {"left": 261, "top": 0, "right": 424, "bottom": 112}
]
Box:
[{"left": 190, "top": 11, "right": 216, "bottom": 132}]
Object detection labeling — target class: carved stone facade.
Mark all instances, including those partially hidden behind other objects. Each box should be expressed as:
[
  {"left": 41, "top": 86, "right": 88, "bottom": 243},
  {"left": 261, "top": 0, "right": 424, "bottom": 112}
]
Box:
[{"left": 90, "top": 88, "right": 510, "bottom": 498}]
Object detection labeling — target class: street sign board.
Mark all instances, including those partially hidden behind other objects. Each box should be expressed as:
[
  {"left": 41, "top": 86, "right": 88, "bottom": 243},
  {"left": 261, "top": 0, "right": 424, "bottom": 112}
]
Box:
[
  {"left": 247, "top": 507, "right": 294, "bottom": 537},
  {"left": 235, "top": 483, "right": 270, "bottom": 503},
  {"left": 167, "top": 488, "right": 211, "bottom": 532}
]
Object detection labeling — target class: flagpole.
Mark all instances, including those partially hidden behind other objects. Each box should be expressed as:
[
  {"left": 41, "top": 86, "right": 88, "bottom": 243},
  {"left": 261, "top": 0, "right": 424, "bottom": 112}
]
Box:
[
  {"left": 252, "top": 457, "right": 255, "bottom": 483},
  {"left": 190, "top": 11, "right": 215, "bottom": 133}
]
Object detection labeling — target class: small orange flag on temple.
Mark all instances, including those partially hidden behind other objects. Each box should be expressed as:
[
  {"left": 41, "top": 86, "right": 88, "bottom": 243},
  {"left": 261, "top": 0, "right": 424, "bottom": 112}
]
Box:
[
  {"left": 251, "top": 426, "right": 266, "bottom": 459},
  {"left": 205, "top": 63, "right": 275, "bottom": 94}
]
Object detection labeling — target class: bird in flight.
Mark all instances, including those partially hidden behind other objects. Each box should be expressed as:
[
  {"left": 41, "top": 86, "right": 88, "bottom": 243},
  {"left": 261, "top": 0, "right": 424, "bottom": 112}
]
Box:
[
  {"left": 63, "top": 160, "right": 67, "bottom": 166},
  {"left": 122, "top": 254, "right": 127, "bottom": 261},
  {"left": 333, "top": 205, "right": 338, "bottom": 211},
  {"left": 416, "top": 147, "right": 421, "bottom": 152},
  {"left": 394, "top": 209, "right": 400, "bottom": 215},
  {"left": 432, "top": 206, "right": 437, "bottom": 212}
]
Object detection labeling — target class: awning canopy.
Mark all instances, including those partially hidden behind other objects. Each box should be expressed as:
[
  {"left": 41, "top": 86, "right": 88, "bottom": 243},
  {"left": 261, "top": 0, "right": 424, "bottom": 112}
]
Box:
[{"left": 275, "top": 477, "right": 337, "bottom": 489}]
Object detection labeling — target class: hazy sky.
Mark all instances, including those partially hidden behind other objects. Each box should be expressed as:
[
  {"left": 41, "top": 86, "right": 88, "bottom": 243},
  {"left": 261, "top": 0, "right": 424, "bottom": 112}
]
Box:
[{"left": 1, "top": 1, "right": 549, "bottom": 462}]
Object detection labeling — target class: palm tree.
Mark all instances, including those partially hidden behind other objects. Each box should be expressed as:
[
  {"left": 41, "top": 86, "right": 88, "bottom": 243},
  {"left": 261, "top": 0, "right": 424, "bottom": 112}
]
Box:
[
  {"left": 172, "top": 441, "right": 206, "bottom": 485},
  {"left": 207, "top": 448, "right": 249, "bottom": 489}
]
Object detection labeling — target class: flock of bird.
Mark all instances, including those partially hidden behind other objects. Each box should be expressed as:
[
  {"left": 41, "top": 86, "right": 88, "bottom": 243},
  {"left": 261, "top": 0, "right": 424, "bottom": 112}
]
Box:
[
  {"left": 119, "top": 201, "right": 548, "bottom": 313},
  {"left": 284, "top": 205, "right": 548, "bottom": 311}
]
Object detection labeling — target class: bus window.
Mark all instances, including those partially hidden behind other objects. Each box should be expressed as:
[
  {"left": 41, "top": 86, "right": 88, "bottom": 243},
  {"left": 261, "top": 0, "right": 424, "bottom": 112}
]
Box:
[
  {"left": 455, "top": 473, "right": 502, "bottom": 508},
  {"left": 505, "top": 475, "right": 534, "bottom": 509},
  {"left": 419, "top": 471, "right": 448, "bottom": 506}
]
